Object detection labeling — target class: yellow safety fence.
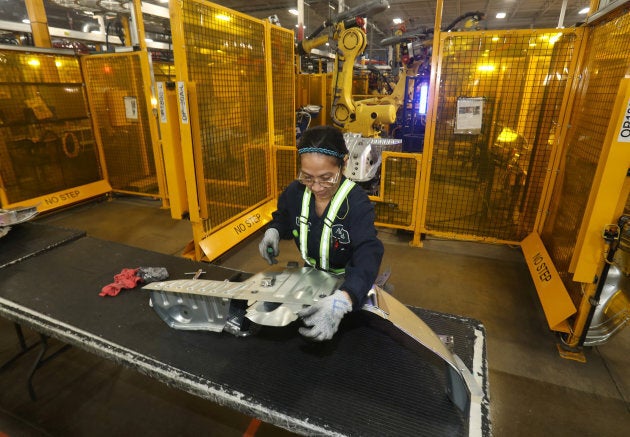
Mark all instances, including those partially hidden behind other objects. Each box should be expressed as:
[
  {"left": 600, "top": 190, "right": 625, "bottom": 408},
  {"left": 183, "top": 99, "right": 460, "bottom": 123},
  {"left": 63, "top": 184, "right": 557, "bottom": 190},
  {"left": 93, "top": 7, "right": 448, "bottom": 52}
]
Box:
[
  {"left": 3, "top": 2, "right": 630, "bottom": 352},
  {"left": 0, "top": 47, "right": 110, "bottom": 212},
  {"left": 167, "top": 0, "right": 294, "bottom": 261},
  {"left": 82, "top": 51, "right": 166, "bottom": 200},
  {"left": 420, "top": 28, "right": 583, "bottom": 245}
]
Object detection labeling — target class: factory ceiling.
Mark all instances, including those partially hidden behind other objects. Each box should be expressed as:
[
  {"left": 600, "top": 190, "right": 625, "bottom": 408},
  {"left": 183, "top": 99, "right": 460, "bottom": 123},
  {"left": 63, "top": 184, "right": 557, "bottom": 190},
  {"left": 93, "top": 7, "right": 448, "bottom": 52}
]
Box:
[{"left": 0, "top": 0, "right": 597, "bottom": 51}]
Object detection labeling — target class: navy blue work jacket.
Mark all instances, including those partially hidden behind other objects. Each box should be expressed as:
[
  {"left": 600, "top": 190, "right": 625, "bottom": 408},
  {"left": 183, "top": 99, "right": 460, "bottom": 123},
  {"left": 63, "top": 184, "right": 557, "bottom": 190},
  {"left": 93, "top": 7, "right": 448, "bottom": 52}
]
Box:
[{"left": 269, "top": 178, "right": 384, "bottom": 308}]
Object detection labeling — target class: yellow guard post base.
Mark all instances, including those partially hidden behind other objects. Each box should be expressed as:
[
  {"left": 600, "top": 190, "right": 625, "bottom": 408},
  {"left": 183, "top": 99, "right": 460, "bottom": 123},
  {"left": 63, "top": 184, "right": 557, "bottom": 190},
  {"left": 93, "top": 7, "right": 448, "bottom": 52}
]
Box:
[{"left": 556, "top": 343, "right": 586, "bottom": 363}]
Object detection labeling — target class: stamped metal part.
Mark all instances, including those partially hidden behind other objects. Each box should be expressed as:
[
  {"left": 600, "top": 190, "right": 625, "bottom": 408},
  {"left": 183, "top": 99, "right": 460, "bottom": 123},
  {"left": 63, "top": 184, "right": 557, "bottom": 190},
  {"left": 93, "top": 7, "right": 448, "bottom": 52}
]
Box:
[
  {"left": 363, "top": 287, "right": 483, "bottom": 416},
  {"left": 343, "top": 133, "right": 402, "bottom": 182},
  {"left": 145, "top": 266, "right": 344, "bottom": 332},
  {"left": 145, "top": 266, "right": 343, "bottom": 306},
  {"left": 145, "top": 265, "right": 482, "bottom": 415},
  {"left": 0, "top": 206, "right": 39, "bottom": 238},
  {"left": 0, "top": 206, "right": 38, "bottom": 226},
  {"left": 149, "top": 289, "right": 232, "bottom": 332}
]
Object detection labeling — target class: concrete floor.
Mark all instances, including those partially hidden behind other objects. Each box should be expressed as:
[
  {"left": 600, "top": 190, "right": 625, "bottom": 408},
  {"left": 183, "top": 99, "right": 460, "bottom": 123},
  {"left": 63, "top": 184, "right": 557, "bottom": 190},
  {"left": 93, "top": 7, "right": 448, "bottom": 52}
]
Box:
[{"left": 1, "top": 195, "right": 629, "bottom": 436}]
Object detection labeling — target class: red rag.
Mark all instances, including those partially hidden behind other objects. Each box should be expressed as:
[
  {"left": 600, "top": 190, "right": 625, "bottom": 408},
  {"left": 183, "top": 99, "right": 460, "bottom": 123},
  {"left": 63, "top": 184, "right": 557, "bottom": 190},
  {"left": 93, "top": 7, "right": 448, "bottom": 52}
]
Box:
[
  {"left": 99, "top": 268, "right": 141, "bottom": 297},
  {"left": 99, "top": 283, "right": 124, "bottom": 297},
  {"left": 114, "top": 268, "right": 141, "bottom": 288}
]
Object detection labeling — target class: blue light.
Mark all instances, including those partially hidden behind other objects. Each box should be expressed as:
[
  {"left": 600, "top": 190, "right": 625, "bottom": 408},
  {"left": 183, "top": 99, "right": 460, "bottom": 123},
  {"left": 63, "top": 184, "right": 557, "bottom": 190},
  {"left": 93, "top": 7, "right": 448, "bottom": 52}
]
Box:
[{"left": 418, "top": 82, "right": 428, "bottom": 115}]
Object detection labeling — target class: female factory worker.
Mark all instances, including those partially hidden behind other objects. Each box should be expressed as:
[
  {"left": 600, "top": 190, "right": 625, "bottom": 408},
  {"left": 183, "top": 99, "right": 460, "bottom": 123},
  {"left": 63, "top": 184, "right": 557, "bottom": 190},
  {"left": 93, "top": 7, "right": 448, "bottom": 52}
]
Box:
[{"left": 259, "top": 125, "right": 384, "bottom": 341}]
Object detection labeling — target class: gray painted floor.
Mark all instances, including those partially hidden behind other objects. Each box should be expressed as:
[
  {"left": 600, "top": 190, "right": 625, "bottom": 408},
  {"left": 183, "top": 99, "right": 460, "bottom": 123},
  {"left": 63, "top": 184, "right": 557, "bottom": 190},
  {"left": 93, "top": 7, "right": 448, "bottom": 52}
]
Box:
[{"left": 1, "top": 195, "right": 628, "bottom": 436}]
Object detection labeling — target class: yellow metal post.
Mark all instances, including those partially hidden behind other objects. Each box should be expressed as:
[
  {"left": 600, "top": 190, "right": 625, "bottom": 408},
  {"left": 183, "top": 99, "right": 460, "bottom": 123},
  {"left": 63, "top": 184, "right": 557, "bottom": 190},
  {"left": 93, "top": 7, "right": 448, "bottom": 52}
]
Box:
[
  {"left": 168, "top": 1, "right": 200, "bottom": 224},
  {"left": 571, "top": 78, "right": 630, "bottom": 282},
  {"left": 24, "top": 0, "right": 51, "bottom": 48},
  {"left": 157, "top": 81, "right": 188, "bottom": 219},
  {"left": 264, "top": 21, "right": 278, "bottom": 200},
  {"left": 137, "top": 51, "right": 168, "bottom": 206},
  {"left": 413, "top": 0, "right": 444, "bottom": 247},
  {"left": 120, "top": 16, "right": 132, "bottom": 47},
  {"left": 535, "top": 29, "right": 588, "bottom": 234},
  {"left": 562, "top": 78, "right": 630, "bottom": 348},
  {"left": 130, "top": 0, "right": 148, "bottom": 51}
]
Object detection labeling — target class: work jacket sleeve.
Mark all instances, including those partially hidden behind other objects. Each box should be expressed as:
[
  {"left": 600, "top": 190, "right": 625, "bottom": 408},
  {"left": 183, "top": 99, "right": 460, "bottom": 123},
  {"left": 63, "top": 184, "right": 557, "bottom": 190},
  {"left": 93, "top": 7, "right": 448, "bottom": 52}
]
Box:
[
  {"left": 339, "top": 188, "right": 384, "bottom": 308},
  {"left": 269, "top": 181, "right": 302, "bottom": 240}
]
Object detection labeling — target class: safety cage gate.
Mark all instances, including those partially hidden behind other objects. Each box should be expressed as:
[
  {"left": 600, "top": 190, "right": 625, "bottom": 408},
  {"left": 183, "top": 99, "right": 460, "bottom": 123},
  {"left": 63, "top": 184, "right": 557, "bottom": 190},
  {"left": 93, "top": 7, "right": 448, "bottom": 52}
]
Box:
[
  {"left": 537, "top": 9, "right": 630, "bottom": 343},
  {"left": 167, "top": 0, "right": 295, "bottom": 261},
  {"left": 0, "top": 46, "right": 110, "bottom": 211},
  {"left": 420, "top": 28, "right": 584, "bottom": 245},
  {"left": 81, "top": 51, "right": 166, "bottom": 199}
]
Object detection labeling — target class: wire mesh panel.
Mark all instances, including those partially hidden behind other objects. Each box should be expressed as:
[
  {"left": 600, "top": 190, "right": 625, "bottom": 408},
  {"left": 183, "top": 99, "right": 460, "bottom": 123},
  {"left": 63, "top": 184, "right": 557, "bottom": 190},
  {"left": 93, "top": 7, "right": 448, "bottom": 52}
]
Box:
[
  {"left": 542, "top": 11, "right": 630, "bottom": 302},
  {"left": 296, "top": 73, "right": 328, "bottom": 123},
  {"left": 270, "top": 26, "right": 296, "bottom": 195},
  {"left": 276, "top": 146, "right": 298, "bottom": 195},
  {"left": 374, "top": 153, "right": 420, "bottom": 229},
  {"left": 425, "top": 30, "right": 580, "bottom": 242},
  {"left": 153, "top": 62, "right": 175, "bottom": 83},
  {"left": 0, "top": 49, "right": 102, "bottom": 205},
  {"left": 175, "top": 1, "right": 273, "bottom": 231},
  {"left": 82, "top": 52, "right": 160, "bottom": 196},
  {"left": 271, "top": 26, "right": 295, "bottom": 149}
]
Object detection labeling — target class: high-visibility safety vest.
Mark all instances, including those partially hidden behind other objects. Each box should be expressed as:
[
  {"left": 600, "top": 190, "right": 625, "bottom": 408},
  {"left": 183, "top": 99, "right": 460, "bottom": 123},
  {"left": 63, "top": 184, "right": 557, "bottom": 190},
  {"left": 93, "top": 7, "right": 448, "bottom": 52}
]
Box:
[{"left": 298, "top": 179, "right": 355, "bottom": 274}]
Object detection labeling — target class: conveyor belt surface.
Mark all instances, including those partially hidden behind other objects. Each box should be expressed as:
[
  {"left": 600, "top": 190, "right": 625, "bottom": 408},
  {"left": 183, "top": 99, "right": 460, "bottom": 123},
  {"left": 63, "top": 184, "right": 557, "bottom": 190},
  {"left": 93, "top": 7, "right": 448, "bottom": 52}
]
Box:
[
  {"left": 0, "top": 222, "right": 85, "bottom": 269},
  {"left": 0, "top": 232, "right": 489, "bottom": 436}
]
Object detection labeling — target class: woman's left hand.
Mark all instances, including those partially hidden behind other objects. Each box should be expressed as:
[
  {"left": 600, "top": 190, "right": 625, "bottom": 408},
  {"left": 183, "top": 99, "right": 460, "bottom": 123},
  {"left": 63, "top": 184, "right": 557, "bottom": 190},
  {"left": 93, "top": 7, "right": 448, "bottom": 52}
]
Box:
[{"left": 297, "top": 290, "right": 352, "bottom": 341}]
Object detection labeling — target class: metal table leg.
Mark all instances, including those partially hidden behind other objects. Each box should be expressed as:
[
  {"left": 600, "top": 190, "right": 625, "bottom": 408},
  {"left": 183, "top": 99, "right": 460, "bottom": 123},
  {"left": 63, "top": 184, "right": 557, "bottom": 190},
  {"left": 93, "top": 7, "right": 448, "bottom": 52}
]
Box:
[
  {"left": 0, "top": 323, "right": 41, "bottom": 372},
  {"left": 27, "top": 334, "right": 72, "bottom": 401}
]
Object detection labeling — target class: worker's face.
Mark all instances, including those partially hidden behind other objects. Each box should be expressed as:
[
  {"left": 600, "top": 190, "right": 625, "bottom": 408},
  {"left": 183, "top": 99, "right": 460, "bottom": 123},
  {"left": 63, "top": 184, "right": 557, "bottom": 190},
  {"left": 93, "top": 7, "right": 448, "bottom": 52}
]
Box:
[{"left": 299, "top": 153, "right": 343, "bottom": 202}]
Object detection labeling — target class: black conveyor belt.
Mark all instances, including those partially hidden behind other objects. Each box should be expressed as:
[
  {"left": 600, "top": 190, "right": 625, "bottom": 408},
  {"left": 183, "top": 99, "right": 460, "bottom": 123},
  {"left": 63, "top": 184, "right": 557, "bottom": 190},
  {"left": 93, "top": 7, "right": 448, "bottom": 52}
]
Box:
[
  {"left": 0, "top": 222, "right": 85, "bottom": 269},
  {"left": 0, "top": 226, "right": 490, "bottom": 436}
]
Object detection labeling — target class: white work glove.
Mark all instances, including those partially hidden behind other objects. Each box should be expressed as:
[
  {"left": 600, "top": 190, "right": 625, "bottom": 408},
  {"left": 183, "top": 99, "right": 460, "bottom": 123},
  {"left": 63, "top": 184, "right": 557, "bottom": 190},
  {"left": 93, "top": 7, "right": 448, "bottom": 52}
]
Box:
[
  {"left": 297, "top": 290, "right": 352, "bottom": 341},
  {"left": 259, "top": 228, "right": 280, "bottom": 265}
]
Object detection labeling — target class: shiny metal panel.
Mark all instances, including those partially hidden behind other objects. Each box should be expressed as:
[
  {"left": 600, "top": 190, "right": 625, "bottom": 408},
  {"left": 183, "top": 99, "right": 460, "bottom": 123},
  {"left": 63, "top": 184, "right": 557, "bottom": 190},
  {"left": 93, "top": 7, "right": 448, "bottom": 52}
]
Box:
[
  {"left": 149, "top": 290, "right": 231, "bottom": 332},
  {"left": 145, "top": 266, "right": 344, "bottom": 306},
  {"left": 585, "top": 265, "right": 630, "bottom": 346}
]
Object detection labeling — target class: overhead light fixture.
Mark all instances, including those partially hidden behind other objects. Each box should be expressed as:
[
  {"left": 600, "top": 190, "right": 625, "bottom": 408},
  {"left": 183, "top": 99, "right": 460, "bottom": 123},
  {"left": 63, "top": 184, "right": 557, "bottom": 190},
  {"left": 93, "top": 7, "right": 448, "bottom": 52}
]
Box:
[
  {"left": 22, "top": 19, "right": 30, "bottom": 24},
  {"left": 393, "top": 18, "right": 402, "bottom": 24},
  {"left": 579, "top": 7, "right": 590, "bottom": 15},
  {"left": 289, "top": 8, "right": 298, "bottom": 16},
  {"left": 496, "top": 12, "right": 506, "bottom": 19}
]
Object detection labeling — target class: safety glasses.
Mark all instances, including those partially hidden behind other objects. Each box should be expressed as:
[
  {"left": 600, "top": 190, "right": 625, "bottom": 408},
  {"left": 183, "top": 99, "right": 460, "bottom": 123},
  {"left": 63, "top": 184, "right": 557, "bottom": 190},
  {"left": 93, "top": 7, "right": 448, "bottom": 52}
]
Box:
[{"left": 297, "top": 170, "right": 340, "bottom": 188}]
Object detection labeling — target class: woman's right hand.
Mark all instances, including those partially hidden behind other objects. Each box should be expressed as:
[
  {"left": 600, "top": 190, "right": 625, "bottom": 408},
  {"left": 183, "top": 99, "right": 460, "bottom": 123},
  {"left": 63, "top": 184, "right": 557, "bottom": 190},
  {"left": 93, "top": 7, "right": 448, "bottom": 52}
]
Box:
[{"left": 259, "top": 228, "right": 280, "bottom": 264}]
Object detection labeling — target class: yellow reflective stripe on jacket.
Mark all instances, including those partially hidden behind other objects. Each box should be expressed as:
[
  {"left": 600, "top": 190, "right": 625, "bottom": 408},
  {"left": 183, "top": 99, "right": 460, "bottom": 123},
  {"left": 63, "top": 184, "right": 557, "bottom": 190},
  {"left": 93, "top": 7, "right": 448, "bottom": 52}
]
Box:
[
  {"left": 298, "top": 179, "right": 355, "bottom": 272},
  {"left": 299, "top": 188, "right": 311, "bottom": 265},
  {"left": 319, "top": 179, "right": 355, "bottom": 271}
]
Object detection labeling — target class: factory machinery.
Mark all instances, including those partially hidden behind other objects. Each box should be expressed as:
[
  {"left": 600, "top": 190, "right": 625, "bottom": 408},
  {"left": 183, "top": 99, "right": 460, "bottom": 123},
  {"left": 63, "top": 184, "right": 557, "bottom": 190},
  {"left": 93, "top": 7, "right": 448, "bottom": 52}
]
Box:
[
  {"left": 1, "top": 0, "right": 627, "bottom": 355},
  {"left": 296, "top": 1, "right": 485, "bottom": 191},
  {"left": 303, "top": 3, "right": 630, "bottom": 350}
]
